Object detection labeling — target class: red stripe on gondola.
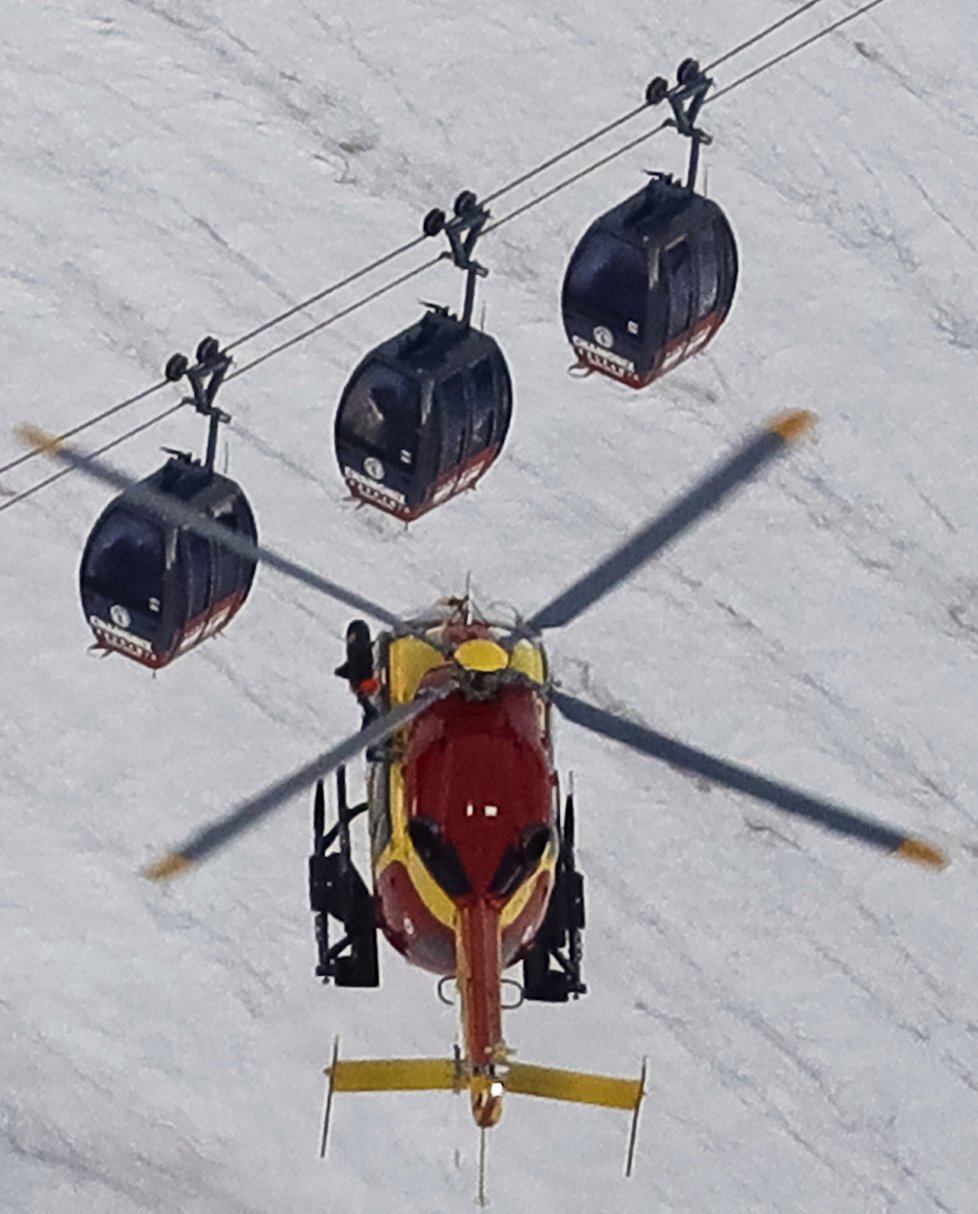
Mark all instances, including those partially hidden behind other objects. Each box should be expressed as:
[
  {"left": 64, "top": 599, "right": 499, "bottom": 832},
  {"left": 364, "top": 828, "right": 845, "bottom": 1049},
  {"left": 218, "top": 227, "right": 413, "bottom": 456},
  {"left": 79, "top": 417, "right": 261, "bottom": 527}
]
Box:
[
  {"left": 344, "top": 442, "right": 503, "bottom": 522},
  {"left": 90, "top": 586, "right": 249, "bottom": 670},
  {"left": 575, "top": 308, "right": 729, "bottom": 389}
]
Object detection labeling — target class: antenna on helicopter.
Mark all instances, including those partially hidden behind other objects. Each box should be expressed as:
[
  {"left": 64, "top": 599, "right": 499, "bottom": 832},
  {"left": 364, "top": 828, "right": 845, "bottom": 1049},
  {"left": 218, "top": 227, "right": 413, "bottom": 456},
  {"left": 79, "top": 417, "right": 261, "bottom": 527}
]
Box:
[{"left": 477, "top": 1126, "right": 489, "bottom": 1207}]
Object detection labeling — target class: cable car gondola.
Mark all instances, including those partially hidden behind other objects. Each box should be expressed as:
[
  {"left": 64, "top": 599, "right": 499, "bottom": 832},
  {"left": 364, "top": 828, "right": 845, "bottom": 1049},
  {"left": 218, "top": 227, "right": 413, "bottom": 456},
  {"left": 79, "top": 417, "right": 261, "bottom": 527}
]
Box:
[
  {"left": 561, "top": 60, "right": 738, "bottom": 389},
  {"left": 79, "top": 339, "right": 258, "bottom": 670},
  {"left": 335, "top": 193, "right": 513, "bottom": 522}
]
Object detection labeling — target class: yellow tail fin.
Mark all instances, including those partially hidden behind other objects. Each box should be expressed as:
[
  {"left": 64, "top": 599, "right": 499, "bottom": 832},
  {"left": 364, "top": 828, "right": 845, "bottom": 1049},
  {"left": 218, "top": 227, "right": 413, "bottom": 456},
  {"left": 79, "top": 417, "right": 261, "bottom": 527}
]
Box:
[
  {"left": 505, "top": 1060, "right": 642, "bottom": 1111},
  {"left": 320, "top": 1040, "right": 647, "bottom": 1175}
]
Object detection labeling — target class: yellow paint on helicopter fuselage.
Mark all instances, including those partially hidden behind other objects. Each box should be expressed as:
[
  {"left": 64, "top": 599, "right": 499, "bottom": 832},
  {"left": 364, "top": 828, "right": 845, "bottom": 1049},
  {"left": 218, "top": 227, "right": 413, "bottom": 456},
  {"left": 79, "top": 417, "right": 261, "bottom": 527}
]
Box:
[{"left": 374, "top": 628, "right": 554, "bottom": 932}]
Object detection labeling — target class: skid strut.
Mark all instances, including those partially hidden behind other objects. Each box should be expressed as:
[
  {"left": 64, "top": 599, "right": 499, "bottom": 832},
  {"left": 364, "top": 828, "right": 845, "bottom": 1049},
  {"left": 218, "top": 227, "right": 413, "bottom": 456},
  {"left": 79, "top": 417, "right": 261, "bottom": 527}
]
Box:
[
  {"left": 308, "top": 767, "right": 379, "bottom": 987},
  {"left": 522, "top": 785, "right": 587, "bottom": 1001}
]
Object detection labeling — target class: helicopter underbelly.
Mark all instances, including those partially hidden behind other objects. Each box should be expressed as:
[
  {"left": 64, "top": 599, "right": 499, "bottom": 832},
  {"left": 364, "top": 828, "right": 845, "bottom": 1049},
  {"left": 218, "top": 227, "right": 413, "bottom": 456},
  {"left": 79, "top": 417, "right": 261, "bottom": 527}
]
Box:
[{"left": 375, "top": 862, "right": 554, "bottom": 977}]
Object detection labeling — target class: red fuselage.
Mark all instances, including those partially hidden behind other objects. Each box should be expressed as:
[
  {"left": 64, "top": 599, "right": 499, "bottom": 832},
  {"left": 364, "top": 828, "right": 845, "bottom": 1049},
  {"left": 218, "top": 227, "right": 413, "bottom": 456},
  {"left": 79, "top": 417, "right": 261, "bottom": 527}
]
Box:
[{"left": 374, "top": 679, "right": 556, "bottom": 1085}]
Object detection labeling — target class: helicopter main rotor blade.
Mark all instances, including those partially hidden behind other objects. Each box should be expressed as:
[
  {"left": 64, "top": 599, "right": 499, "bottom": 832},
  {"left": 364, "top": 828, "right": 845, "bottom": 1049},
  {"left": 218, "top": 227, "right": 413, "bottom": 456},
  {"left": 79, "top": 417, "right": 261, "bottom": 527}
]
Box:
[
  {"left": 17, "top": 425, "right": 403, "bottom": 630},
  {"left": 550, "top": 689, "right": 946, "bottom": 868},
  {"left": 524, "top": 412, "right": 815, "bottom": 636},
  {"left": 144, "top": 689, "right": 448, "bottom": 879}
]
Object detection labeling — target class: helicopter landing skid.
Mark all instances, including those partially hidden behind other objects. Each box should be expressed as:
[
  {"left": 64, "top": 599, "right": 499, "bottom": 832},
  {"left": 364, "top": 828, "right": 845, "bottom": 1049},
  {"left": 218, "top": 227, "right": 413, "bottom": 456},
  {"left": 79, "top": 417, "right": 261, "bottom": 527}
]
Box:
[
  {"left": 308, "top": 767, "right": 379, "bottom": 988},
  {"left": 522, "top": 788, "right": 587, "bottom": 1002}
]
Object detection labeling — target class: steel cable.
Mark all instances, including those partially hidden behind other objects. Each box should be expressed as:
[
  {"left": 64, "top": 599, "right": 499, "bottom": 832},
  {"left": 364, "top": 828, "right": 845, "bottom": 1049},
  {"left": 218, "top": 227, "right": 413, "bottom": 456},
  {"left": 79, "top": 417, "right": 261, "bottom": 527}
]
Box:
[{"left": 4, "top": 0, "right": 891, "bottom": 510}]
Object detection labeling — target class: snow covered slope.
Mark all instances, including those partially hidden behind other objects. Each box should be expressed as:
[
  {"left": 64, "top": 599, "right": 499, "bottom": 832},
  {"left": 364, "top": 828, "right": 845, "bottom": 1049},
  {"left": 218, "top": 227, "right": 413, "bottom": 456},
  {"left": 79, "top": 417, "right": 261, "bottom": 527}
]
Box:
[{"left": 2, "top": 2, "right": 977, "bottom": 1210}]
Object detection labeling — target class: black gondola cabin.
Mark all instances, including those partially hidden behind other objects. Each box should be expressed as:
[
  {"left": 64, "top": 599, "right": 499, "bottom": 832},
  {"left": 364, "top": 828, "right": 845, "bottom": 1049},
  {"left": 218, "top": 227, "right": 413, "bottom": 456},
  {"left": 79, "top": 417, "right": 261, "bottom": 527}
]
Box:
[
  {"left": 335, "top": 309, "right": 513, "bottom": 522},
  {"left": 561, "top": 174, "right": 738, "bottom": 389},
  {"left": 80, "top": 457, "right": 257, "bottom": 669}
]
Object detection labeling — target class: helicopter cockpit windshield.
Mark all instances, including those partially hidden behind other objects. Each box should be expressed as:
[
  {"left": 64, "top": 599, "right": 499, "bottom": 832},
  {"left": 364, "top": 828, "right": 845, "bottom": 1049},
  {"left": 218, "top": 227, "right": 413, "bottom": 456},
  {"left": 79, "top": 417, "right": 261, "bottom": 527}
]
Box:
[
  {"left": 489, "top": 825, "right": 552, "bottom": 899},
  {"left": 409, "top": 816, "right": 471, "bottom": 897},
  {"left": 409, "top": 811, "right": 550, "bottom": 904}
]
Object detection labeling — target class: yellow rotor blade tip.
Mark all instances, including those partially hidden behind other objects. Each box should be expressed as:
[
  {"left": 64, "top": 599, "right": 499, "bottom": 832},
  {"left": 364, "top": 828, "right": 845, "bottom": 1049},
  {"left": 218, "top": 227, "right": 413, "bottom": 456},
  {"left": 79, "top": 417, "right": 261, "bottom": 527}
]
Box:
[
  {"left": 143, "top": 852, "right": 195, "bottom": 881},
  {"left": 16, "top": 423, "right": 64, "bottom": 455},
  {"left": 896, "top": 838, "right": 947, "bottom": 869},
  {"left": 769, "top": 410, "right": 817, "bottom": 443}
]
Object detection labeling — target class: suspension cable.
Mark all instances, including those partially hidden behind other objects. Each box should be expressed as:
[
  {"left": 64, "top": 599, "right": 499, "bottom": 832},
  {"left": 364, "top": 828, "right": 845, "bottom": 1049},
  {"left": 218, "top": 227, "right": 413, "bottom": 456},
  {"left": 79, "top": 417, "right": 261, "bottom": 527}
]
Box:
[
  {"left": 225, "top": 255, "right": 443, "bottom": 381},
  {"left": 485, "top": 121, "right": 670, "bottom": 237},
  {"left": 704, "top": 0, "right": 830, "bottom": 73},
  {"left": 707, "top": 0, "right": 889, "bottom": 105},
  {"left": 223, "top": 232, "right": 430, "bottom": 353},
  {"left": 4, "top": 0, "right": 891, "bottom": 510},
  {"left": 0, "top": 378, "right": 170, "bottom": 481},
  {"left": 0, "top": 399, "right": 187, "bottom": 516}
]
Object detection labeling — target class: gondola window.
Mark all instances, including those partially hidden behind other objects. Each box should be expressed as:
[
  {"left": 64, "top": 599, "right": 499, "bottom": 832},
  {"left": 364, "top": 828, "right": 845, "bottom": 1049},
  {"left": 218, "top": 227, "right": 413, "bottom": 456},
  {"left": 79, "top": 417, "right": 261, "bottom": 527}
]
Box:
[
  {"left": 342, "top": 363, "right": 420, "bottom": 467},
  {"left": 564, "top": 232, "right": 648, "bottom": 338},
  {"left": 84, "top": 511, "right": 165, "bottom": 610},
  {"left": 436, "top": 372, "right": 468, "bottom": 474},
  {"left": 468, "top": 359, "right": 497, "bottom": 452},
  {"left": 663, "top": 238, "right": 694, "bottom": 341}
]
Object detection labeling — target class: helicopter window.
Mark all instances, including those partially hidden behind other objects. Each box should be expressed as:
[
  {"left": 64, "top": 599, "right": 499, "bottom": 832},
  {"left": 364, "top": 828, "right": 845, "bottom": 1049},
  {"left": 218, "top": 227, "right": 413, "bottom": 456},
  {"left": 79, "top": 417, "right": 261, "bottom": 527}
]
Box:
[
  {"left": 408, "top": 816, "right": 470, "bottom": 897},
  {"left": 435, "top": 372, "right": 468, "bottom": 475},
  {"left": 83, "top": 510, "right": 166, "bottom": 610},
  {"left": 489, "top": 825, "right": 551, "bottom": 899},
  {"left": 468, "top": 359, "right": 497, "bottom": 452},
  {"left": 340, "top": 363, "right": 420, "bottom": 465},
  {"left": 177, "top": 530, "right": 211, "bottom": 621},
  {"left": 563, "top": 232, "right": 648, "bottom": 336},
  {"left": 663, "top": 237, "right": 694, "bottom": 341}
]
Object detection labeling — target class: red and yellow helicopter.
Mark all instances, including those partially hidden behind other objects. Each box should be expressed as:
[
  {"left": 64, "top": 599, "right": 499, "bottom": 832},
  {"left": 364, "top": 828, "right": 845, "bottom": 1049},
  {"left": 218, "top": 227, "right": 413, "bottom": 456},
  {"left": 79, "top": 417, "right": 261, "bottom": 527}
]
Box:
[{"left": 21, "top": 410, "right": 946, "bottom": 1192}]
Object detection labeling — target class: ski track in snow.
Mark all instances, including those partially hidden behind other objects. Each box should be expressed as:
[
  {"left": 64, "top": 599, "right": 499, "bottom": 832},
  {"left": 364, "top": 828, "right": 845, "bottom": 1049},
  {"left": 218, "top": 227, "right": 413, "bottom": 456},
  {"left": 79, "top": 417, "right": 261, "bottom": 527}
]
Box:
[{"left": 2, "top": 1, "right": 978, "bottom": 1211}]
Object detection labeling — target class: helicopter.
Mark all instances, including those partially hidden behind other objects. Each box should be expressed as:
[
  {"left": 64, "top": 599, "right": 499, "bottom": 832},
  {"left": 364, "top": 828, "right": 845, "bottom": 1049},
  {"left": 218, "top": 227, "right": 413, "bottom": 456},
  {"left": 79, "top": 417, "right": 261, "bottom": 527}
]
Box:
[{"left": 20, "top": 412, "right": 946, "bottom": 1194}]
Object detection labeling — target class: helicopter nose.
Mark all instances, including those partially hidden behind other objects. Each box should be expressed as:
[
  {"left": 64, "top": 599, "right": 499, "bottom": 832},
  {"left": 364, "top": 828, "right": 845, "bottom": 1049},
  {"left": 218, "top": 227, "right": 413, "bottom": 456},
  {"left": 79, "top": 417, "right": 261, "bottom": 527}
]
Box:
[
  {"left": 453, "top": 638, "right": 509, "bottom": 673},
  {"left": 469, "top": 1074, "right": 505, "bottom": 1127}
]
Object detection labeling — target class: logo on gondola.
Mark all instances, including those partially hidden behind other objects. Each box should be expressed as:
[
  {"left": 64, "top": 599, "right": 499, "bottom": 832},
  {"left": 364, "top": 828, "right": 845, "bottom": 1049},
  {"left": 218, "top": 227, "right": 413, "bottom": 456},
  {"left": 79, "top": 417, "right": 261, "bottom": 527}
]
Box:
[
  {"left": 110, "top": 604, "right": 131, "bottom": 628},
  {"left": 364, "top": 457, "right": 385, "bottom": 482},
  {"left": 593, "top": 325, "right": 614, "bottom": 349},
  {"left": 572, "top": 335, "right": 636, "bottom": 375},
  {"left": 90, "top": 615, "right": 152, "bottom": 656},
  {"left": 344, "top": 467, "right": 407, "bottom": 509}
]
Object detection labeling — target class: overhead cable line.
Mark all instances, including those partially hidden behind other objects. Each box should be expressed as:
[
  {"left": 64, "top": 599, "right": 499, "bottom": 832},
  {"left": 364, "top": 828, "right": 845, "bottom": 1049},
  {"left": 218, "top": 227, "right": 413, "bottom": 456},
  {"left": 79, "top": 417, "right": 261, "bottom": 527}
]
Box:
[
  {"left": 487, "top": 0, "right": 888, "bottom": 235},
  {"left": 225, "top": 255, "right": 443, "bottom": 382},
  {"left": 0, "top": 399, "right": 186, "bottom": 516},
  {"left": 485, "top": 120, "right": 670, "bottom": 237},
  {"left": 708, "top": 0, "right": 889, "bottom": 105},
  {"left": 223, "top": 232, "right": 430, "bottom": 353},
  {"left": 704, "top": 0, "right": 830, "bottom": 73},
  {"left": 4, "top": 0, "right": 889, "bottom": 510},
  {"left": 0, "top": 378, "right": 170, "bottom": 481}
]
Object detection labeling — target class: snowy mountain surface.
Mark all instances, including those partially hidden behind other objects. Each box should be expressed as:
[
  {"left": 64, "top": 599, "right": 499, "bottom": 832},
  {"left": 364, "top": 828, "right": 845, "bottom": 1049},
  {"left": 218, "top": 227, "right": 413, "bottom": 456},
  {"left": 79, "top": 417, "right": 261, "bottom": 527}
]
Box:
[{"left": 2, "top": 2, "right": 977, "bottom": 1211}]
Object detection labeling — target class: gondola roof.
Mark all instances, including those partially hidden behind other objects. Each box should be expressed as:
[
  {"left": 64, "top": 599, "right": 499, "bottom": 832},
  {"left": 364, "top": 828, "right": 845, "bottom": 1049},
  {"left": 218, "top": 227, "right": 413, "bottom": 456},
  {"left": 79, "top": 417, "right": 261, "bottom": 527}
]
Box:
[
  {"left": 366, "top": 310, "right": 502, "bottom": 377},
  {"left": 132, "top": 458, "right": 246, "bottom": 515},
  {"left": 595, "top": 175, "right": 722, "bottom": 248}
]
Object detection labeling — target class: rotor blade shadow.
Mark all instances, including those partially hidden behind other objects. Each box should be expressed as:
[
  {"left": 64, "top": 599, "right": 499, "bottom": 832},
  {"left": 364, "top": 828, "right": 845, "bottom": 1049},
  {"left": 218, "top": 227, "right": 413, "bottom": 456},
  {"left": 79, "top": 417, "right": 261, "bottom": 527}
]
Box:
[
  {"left": 144, "top": 690, "right": 447, "bottom": 879},
  {"left": 17, "top": 425, "right": 402, "bottom": 629},
  {"left": 550, "top": 689, "right": 946, "bottom": 867},
  {"left": 525, "top": 411, "right": 814, "bottom": 636}
]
